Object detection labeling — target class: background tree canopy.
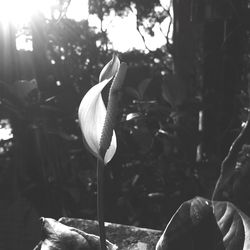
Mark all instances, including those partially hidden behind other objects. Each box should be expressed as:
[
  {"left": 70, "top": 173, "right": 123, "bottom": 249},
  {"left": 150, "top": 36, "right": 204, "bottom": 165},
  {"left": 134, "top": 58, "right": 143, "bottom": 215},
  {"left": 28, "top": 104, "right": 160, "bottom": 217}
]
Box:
[{"left": 0, "top": 0, "right": 250, "bottom": 248}]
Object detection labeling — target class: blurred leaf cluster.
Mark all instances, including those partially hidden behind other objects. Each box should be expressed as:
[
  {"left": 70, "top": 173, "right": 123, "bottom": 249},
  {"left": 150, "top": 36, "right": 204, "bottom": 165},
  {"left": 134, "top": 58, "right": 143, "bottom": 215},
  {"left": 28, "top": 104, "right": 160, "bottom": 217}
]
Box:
[
  {"left": 105, "top": 69, "right": 202, "bottom": 228},
  {"left": 0, "top": 0, "right": 218, "bottom": 231}
]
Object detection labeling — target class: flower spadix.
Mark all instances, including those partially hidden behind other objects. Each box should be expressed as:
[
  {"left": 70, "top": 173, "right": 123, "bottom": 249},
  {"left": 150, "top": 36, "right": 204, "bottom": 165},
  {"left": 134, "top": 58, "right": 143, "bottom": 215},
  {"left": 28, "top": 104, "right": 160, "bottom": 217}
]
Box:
[{"left": 78, "top": 55, "right": 127, "bottom": 165}]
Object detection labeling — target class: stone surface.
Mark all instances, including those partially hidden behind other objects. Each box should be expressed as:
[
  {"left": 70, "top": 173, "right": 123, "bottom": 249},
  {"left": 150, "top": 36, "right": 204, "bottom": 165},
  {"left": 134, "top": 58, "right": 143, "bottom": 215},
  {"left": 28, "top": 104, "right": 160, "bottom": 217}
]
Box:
[{"left": 59, "top": 217, "right": 162, "bottom": 250}]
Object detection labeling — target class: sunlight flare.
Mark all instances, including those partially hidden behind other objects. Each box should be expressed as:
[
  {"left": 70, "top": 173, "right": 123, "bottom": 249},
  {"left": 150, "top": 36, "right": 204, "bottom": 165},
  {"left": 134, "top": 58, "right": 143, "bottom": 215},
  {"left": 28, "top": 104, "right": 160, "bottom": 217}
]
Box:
[{"left": 0, "top": 0, "right": 56, "bottom": 26}]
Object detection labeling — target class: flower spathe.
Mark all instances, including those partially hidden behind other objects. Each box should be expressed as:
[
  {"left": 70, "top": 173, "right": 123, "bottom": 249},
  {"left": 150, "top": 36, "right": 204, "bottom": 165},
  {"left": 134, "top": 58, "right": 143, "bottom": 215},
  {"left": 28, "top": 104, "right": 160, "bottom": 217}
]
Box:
[
  {"left": 78, "top": 55, "right": 127, "bottom": 165},
  {"left": 99, "top": 53, "right": 120, "bottom": 82}
]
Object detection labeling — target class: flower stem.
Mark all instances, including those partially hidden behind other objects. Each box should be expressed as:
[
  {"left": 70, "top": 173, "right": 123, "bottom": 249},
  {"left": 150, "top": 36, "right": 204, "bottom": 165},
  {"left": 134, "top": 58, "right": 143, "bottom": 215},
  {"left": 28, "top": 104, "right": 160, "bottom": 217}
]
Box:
[{"left": 97, "top": 158, "right": 107, "bottom": 250}]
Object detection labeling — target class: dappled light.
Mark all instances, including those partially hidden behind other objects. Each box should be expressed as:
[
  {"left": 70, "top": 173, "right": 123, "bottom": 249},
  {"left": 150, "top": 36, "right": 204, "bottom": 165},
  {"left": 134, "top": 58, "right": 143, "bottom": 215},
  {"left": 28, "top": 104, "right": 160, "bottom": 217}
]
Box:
[{"left": 0, "top": 119, "right": 13, "bottom": 141}]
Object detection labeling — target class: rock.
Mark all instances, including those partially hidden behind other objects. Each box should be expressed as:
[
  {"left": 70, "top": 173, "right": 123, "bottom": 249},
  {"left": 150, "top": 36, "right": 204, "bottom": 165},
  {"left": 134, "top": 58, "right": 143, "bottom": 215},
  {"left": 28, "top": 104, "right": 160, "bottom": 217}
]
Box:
[
  {"left": 33, "top": 217, "right": 117, "bottom": 250},
  {"left": 60, "top": 218, "right": 162, "bottom": 250}
]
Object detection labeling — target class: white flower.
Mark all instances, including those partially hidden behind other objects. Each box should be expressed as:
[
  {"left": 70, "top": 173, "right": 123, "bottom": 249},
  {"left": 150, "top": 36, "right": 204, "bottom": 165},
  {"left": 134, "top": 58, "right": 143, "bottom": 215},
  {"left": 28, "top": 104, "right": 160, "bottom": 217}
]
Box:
[{"left": 78, "top": 55, "right": 127, "bottom": 164}]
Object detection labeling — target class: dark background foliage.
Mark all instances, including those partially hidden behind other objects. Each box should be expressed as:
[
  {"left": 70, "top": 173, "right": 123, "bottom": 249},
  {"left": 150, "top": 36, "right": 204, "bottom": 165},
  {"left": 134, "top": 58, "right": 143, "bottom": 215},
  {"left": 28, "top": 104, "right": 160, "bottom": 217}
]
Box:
[{"left": 0, "top": 0, "right": 250, "bottom": 249}]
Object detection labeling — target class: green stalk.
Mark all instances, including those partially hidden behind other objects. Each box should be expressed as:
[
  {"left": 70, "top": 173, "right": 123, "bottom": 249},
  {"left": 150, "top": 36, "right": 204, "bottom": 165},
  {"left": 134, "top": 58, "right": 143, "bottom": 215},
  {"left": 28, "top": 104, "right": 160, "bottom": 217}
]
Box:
[{"left": 97, "top": 158, "right": 106, "bottom": 250}]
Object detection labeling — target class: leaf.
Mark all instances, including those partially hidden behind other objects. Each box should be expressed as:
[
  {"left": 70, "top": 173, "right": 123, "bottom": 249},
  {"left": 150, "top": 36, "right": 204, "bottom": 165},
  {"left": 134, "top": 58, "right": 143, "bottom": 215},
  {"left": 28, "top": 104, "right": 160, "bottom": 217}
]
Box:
[
  {"left": 125, "top": 86, "right": 140, "bottom": 100},
  {"left": 137, "top": 78, "right": 151, "bottom": 100},
  {"left": 99, "top": 54, "right": 120, "bottom": 83},
  {"left": 125, "top": 112, "right": 141, "bottom": 121},
  {"left": 161, "top": 74, "right": 187, "bottom": 107},
  {"left": 156, "top": 196, "right": 250, "bottom": 250},
  {"left": 213, "top": 201, "right": 245, "bottom": 250},
  {"left": 213, "top": 121, "right": 250, "bottom": 215},
  {"left": 33, "top": 218, "right": 117, "bottom": 250}
]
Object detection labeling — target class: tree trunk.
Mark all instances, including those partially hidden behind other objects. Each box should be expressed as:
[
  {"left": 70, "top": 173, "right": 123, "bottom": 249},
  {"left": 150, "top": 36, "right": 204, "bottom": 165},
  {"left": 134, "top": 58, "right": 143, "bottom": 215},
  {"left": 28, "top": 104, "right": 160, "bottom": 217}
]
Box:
[{"left": 203, "top": 0, "right": 246, "bottom": 161}]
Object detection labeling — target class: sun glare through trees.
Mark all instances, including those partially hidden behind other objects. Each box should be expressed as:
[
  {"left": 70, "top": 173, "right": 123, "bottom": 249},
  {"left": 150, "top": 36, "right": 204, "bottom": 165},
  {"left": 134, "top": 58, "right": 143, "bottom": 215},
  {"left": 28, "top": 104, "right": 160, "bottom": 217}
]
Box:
[
  {"left": 0, "top": 0, "right": 88, "bottom": 26},
  {"left": 0, "top": 0, "right": 54, "bottom": 26},
  {"left": 0, "top": 0, "right": 172, "bottom": 52}
]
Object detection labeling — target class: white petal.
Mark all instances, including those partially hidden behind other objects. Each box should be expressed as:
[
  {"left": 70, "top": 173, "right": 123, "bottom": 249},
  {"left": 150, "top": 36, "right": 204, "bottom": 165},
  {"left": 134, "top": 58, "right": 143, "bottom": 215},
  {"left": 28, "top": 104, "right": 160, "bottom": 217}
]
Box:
[
  {"left": 99, "top": 54, "right": 120, "bottom": 82},
  {"left": 104, "top": 131, "right": 117, "bottom": 164},
  {"left": 78, "top": 79, "right": 117, "bottom": 163},
  {"left": 78, "top": 80, "right": 108, "bottom": 159}
]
